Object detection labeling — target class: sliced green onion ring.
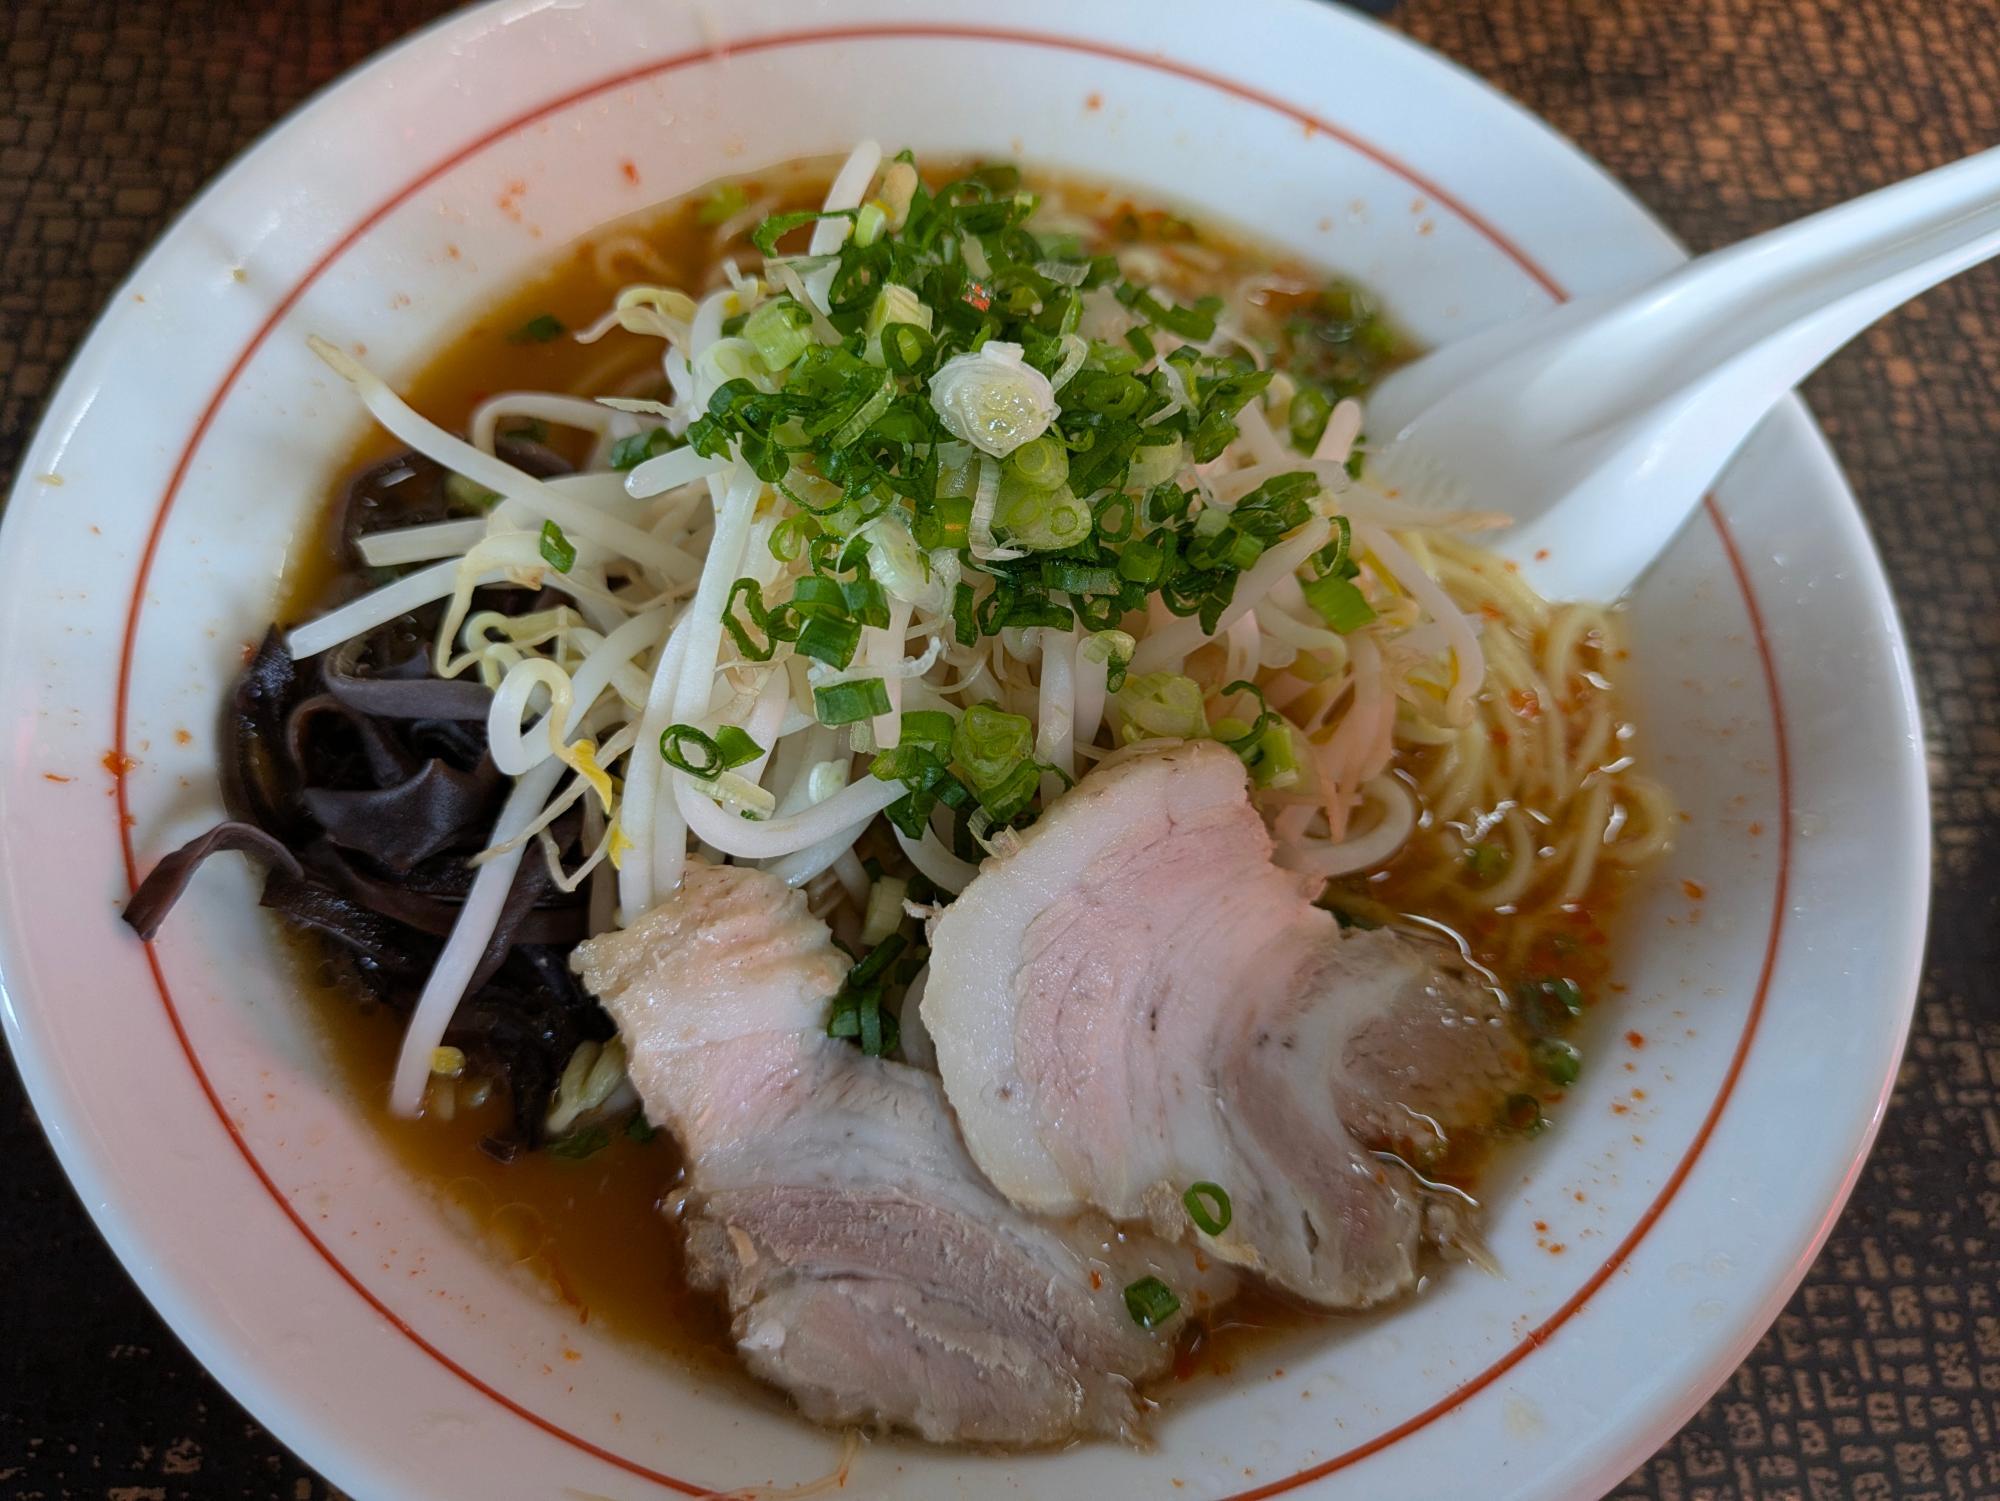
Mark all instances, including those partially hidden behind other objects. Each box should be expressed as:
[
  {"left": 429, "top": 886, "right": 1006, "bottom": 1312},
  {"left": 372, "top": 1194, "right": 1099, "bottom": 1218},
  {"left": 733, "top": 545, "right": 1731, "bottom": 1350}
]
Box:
[{"left": 1182, "top": 1181, "right": 1232, "bottom": 1235}]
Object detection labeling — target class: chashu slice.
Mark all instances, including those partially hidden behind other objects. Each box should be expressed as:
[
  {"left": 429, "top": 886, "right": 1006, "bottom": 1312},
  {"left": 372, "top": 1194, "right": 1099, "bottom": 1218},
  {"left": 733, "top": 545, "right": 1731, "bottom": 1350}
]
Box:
[
  {"left": 573, "top": 861, "right": 1232, "bottom": 1447},
  {"left": 923, "top": 740, "right": 1525, "bottom": 1310}
]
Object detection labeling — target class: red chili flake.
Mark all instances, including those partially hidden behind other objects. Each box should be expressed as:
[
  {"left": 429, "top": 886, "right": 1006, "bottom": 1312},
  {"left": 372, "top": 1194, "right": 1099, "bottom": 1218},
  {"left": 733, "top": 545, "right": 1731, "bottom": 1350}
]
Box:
[
  {"left": 1625, "top": 1030, "right": 1646, "bottom": 1049},
  {"left": 962, "top": 281, "right": 993, "bottom": 311},
  {"left": 620, "top": 158, "right": 640, "bottom": 186},
  {"left": 42, "top": 773, "right": 72, "bottom": 784},
  {"left": 1681, "top": 879, "right": 1706, "bottom": 901},
  {"left": 102, "top": 750, "right": 136, "bottom": 776}
]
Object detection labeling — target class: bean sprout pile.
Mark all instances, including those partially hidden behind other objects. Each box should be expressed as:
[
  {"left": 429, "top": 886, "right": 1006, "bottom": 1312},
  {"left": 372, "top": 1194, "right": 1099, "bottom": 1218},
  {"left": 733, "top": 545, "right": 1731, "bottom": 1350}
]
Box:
[{"left": 285, "top": 145, "right": 1670, "bottom": 1122}]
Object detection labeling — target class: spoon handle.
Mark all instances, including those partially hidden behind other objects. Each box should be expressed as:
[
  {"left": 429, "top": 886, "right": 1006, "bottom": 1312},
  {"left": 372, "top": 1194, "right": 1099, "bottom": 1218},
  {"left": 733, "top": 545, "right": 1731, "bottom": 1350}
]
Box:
[
  {"left": 1543, "top": 143, "right": 2000, "bottom": 437},
  {"left": 1371, "top": 144, "right": 2000, "bottom": 601}
]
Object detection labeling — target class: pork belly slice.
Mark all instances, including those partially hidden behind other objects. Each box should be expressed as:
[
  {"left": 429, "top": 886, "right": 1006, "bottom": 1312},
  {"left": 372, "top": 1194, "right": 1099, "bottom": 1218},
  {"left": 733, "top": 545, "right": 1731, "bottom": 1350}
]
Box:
[
  {"left": 573, "top": 862, "right": 1230, "bottom": 1447},
  {"left": 923, "top": 740, "right": 1525, "bottom": 1310}
]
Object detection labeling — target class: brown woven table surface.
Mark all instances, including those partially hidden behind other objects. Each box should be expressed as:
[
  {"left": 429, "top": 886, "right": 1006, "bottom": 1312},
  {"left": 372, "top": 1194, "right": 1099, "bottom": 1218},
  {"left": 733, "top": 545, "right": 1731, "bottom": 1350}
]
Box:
[{"left": 2, "top": 2, "right": 1996, "bottom": 1497}]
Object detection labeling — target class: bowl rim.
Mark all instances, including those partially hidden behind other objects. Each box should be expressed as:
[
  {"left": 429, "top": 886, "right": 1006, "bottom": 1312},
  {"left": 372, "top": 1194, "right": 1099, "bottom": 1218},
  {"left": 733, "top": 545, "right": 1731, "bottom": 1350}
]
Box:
[{"left": 0, "top": 5, "right": 1930, "bottom": 1497}]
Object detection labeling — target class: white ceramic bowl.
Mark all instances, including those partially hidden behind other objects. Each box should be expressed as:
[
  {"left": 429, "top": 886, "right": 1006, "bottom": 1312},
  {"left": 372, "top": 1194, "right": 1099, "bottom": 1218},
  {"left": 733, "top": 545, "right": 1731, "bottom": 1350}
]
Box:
[{"left": 0, "top": 2, "right": 1928, "bottom": 1497}]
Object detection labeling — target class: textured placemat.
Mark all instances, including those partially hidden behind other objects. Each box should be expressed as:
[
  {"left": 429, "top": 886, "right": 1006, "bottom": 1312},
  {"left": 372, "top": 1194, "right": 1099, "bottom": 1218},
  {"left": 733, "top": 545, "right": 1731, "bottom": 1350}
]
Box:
[{"left": 2, "top": 2, "right": 1996, "bottom": 1497}]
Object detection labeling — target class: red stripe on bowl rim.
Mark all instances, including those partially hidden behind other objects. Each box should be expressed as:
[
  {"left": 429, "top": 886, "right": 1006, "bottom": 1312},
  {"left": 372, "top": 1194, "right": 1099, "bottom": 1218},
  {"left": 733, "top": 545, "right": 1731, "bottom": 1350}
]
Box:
[{"left": 107, "top": 22, "right": 1790, "bottom": 1499}]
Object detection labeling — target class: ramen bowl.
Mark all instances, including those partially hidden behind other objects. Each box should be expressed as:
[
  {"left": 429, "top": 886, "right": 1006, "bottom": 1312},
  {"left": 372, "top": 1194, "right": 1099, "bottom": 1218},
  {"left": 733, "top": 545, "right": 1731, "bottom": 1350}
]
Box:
[{"left": 0, "top": 0, "right": 1927, "bottom": 1496}]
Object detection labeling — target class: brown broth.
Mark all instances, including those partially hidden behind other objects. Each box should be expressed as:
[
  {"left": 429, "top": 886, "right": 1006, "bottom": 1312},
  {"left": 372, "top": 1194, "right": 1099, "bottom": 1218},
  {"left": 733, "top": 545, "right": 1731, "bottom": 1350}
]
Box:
[{"left": 279, "top": 162, "right": 1636, "bottom": 1402}]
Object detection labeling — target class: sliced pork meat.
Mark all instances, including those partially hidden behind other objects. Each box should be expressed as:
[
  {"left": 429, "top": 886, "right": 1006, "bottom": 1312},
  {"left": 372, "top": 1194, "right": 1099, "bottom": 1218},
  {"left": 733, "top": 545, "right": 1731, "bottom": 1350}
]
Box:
[
  {"left": 923, "top": 740, "right": 1527, "bottom": 1310},
  {"left": 572, "top": 861, "right": 1231, "bottom": 1447}
]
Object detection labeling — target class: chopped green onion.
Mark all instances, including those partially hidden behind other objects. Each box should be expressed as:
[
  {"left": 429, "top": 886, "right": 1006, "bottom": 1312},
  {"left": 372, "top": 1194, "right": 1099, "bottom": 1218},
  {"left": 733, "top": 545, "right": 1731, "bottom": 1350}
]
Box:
[
  {"left": 826, "top": 372, "right": 897, "bottom": 449},
  {"left": 1072, "top": 371, "right": 1146, "bottom": 417},
  {"left": 1313, "top": 513, "right": 1358, "bottom": 578},
  {"left": 796, "top": 614, "right": 864, "bottom": 669},
  {"left": 881, "top": 321, "right": 934, "bottom": 374},
  {"left": 751, "top": 207, "right": 853, "bottom": 255},
  {"left": 539, "top": 520, "right": 576, "bottom": 573},
  {"left": 1114, "top": 672, "right": 1208, "bottom": 742},
  {"left": 1126, "top": 436, "right": 1184, "bottom": 490},
  {"left": 1502, "top": 1093, "right": 1548, "bottom": 1135},
  {"left": 768, "top": 513, "right": 818, "bottom": 562},
  {"left": 445, "top": 473, "right": 500, "bottom": 513},
  {"left": 1247, "top": 721, "right": 1301, "bottom": 789},
  {"left": 1040, "top": 559, "right": 1118, "bottom": 596},
  {"left": 952, "top": 581, "right": 979, "bottom": 646},
  {"left": 1117, "top": 538, "right": 1168, "bottom": 585},
  {"left": 743, "top": 297, "right": 813, "bottom": 371},
  {"left": 660, "top": 723, "right": 764, "bottom": 776},
  {"left": 899, "top": 709, "right": 957, "bottom": 755},
  {"left": 547, "top": 1124, "right": 611, "bottom": 1159},
  {"left": 1288, "top": 383, "right": 1333, "bottom": 451},
  {"left": 1465, "top": 842, "right": 1509, "bottom": 882},
  {"left": 508, "top": 313, "right": 565, "bottom": 344},
  {"left": 853, "top": 200, "right": 888, "bottom": 247},
  {"left": 721, "top": 577, "right": 799, "bottom": 662},
  {"left": 1534, "top": 1037, "right": 1583, "bottom": 1087},
  {"left": 975, "top": 760, "right": 1042, "bottom": 824},
  {"left": 841, "top": 576, "right": 891, "bottom": 628},
  {"left": 994, "top": 479, "right": 1091, "bottom": 551},
  {"left": 952, "top": 704, "right": 1035, "bottom": 789},
  {"left": 1300, "top": 573, "right": 1377, "bottom": 633},
  {"left": 697, "top": 181, "right": 749, "bottom": 225},
  {"left": 1544, "top": 977, "right": 1586, "bottom": 1016},
  {"left": 826, "top": 982, "right": 899, "bottom": 1058},
  {"left": 866, "top": 282, "right": 934, "bottom": 337},
  {"left": 1006, "top": 434, "right": 1070, "bottom": 490},
  {"left": 1122, "top": 1275, "right": 1180, "bottom": 1331},
  {"left": 609, "top": 426, "right": 678, "bottom": 470},
  {"left": 1221, "top": 528, "right": 1265, "bottom": 571},
  {"left": 815, "top": 677, "right": 891, "bottom": 726},
  {"left": 1183, "top": 1181, "right": 1232, "bottom": 1235},
  {"left": 913, "top": 492, "right": 972, "bottom": 549},
  {"left": 788, "top": 574, "right": 848, "bottom": 619},
  {"left": 1217, "top": 680, "right": 1280, "bottom": 755},
  {"left": 624, "top": 1114, "right": 657, "bottom": 1144},
  {"left": 862, "top": 874, "right": 909, "bottom": 944}
]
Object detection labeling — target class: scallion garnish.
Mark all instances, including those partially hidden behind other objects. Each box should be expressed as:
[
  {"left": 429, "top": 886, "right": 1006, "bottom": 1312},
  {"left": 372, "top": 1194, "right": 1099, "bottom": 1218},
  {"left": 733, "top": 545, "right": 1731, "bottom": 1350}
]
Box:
[
  {"left": 1182, "top": 1181, "right": 1232, "bottom": 1236},
  {"left": 660, "top": 723, "right": 764, "bottom": 777},
  {"left": 951, "top": 704, "right": 1034, "bottom": 790},
  {"left": 743, "top": 296, "right": 813, "bottom": 371},
  {"left": 539, "top": 519, "right": 576, "bottom": 573},
  {"left": 1122, "top": 1275, "right": 1180, "bottom": 1331},
  {"left": 1300, "top": 572, "right": 1376, "bottom": 633},
  {"left": 796, "top": 614, "right": 864, "bottom": 669},
  {"left": 697, "top": 181, "right": 749, "bottom": 225},
  {"left": 751, "top": 207, "right": 855, "bottom": 255},
  {"left": 609, "top": 426, "right": 678, "bottom": 470},
  {"left": 547, "top": 1124, "right": 610, "bottom": 1159},
  {"left": 508, "top": 313, "right": 566, "bottom": 344},
  {"left": 814, "top": 677, "right": 891, "bottom": 726},
  {"left": 1464, "top": 842, "right": 1509, "bottom": 882},
  {"left": 1533, "top": 1037, "right": 1583, "bottom": 1086}
]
